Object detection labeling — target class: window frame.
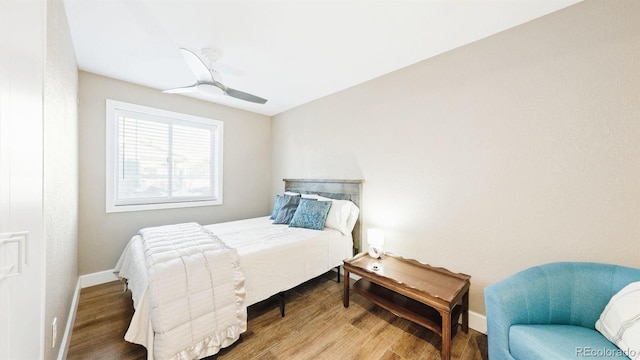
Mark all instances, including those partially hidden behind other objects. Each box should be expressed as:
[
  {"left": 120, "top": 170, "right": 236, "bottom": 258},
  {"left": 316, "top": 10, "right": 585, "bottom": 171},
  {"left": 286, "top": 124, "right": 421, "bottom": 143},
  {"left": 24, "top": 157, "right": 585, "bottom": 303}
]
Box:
[{"left": 105, "top": 99, "right": 223, "bottom": 213}]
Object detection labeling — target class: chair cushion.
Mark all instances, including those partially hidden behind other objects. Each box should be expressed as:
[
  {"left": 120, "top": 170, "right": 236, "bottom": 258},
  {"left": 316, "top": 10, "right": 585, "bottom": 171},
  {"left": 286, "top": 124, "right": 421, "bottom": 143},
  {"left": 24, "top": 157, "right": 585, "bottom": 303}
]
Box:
[{"left": 510, "top": 324, "right": 629, "bottom": 359}]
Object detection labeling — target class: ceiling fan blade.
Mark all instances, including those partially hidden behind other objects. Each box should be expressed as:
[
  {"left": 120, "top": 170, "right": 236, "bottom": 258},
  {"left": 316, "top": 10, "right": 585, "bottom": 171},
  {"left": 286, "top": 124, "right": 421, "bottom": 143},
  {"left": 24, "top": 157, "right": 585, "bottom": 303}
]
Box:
[
  {"left": 197, "top": 82, "right": 225, "bottom": 96},
  {"left": 179, "top": 48, "right": 213, "bottom": 83},
  {"left": 225, "top": 87, "right": 268, "bottom": 104},
  {"left": 163, "top": 84, "right": 199, "bottom": 94},
  {"left": 167, "top": 48, "right": 266, "bottom": 104}
]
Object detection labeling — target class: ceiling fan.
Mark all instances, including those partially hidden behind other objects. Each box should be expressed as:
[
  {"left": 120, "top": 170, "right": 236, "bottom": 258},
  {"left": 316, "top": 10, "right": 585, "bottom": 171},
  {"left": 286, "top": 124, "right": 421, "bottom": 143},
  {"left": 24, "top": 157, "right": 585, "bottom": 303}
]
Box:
[{"left": 164, "top": 47, "right": 267, "bottom": 104}]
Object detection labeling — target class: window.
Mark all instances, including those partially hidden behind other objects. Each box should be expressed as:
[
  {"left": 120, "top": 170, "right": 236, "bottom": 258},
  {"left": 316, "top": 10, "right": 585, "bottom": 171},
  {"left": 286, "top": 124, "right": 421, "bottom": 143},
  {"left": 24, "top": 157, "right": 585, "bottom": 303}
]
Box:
[{"left": 106, "top": 99, "right": 223, "bottom": 212}]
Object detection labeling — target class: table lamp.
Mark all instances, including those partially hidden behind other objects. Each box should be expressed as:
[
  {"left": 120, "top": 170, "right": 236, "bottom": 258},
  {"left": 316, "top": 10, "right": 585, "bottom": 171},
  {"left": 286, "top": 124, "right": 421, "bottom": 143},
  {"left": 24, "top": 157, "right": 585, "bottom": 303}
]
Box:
[{"left": 367, "top": 229, "right": 384, "bottom": 259}]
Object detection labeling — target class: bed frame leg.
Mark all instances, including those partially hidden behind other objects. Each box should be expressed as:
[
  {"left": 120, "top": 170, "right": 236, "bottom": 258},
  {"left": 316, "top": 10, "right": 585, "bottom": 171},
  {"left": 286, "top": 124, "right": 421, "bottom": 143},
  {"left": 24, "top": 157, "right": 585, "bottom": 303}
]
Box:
[
  {"left": 279, "top": 291, "right": 285, "bottom": 317},
  {"left": 336, "top": 266, "right": 341, "bottom": 283}
]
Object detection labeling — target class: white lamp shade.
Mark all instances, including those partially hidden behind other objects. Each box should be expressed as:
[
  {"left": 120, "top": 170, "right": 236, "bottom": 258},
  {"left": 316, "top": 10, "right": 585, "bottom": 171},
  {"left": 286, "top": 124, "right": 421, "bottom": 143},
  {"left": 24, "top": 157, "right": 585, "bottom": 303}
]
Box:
[{"left": 368, "top": 229, "right": 385, "bottom": 247}]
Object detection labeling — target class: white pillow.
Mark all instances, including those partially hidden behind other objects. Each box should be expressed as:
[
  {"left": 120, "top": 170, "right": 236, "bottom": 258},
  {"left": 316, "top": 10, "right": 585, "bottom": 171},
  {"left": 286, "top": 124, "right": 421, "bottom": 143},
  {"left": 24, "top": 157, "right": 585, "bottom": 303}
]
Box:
[
  {"left": 345, "top": 202, "right": 360, "bottom": 234},
  {"left": 316, "top": 196, "right": 359, "bottom": 235},
  {"left": 284, "top": 191, "right": 320, "bottom": 200},
  {"left": 301, "top": 193, "right": 321, "bottom": 200},
  {"left": 595, "top": 281, "right": 640, "bottom": 360}
]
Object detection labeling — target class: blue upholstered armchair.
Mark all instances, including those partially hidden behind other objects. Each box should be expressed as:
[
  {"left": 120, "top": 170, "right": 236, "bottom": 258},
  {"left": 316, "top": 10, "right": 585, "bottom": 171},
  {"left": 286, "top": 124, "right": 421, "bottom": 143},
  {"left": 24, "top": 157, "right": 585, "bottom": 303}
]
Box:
[{"left": 484, "top": 262, "right": 640, "bottom": 359}]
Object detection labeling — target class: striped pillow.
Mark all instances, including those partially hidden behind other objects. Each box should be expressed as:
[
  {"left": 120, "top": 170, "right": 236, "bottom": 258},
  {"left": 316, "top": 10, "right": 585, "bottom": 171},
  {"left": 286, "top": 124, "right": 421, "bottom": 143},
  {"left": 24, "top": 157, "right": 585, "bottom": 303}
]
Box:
[{"left": 596, "top": 281, "right": 640, "bottom": 360}]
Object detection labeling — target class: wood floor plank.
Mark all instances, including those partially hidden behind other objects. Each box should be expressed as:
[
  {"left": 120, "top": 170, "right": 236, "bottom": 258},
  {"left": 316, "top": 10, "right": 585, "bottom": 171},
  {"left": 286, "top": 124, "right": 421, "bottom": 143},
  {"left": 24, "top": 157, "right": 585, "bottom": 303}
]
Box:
[{"left": 68, "top": 272, "right": 488, "bottom": 360}]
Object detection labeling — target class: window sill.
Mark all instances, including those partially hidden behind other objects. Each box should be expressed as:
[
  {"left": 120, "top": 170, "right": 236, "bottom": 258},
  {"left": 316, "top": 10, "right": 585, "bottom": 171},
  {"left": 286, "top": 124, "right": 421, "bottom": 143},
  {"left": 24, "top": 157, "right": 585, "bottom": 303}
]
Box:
[{"left": 106, "top": 199, "right": 222, "bottom": 213}]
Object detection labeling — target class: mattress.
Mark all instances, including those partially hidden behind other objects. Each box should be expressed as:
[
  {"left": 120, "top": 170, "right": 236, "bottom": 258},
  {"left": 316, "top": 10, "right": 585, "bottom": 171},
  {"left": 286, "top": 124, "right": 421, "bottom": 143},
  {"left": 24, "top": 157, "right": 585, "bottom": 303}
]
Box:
[{"left": 115, "top": 216, "right": 353, "bottom": 359}]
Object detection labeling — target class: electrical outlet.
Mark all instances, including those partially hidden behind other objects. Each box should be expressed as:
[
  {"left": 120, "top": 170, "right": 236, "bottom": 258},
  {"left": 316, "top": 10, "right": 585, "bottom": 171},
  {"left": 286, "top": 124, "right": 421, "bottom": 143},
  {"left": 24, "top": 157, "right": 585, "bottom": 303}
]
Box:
[{"left": 51, "top": 317, "right": 57, "bottom": 348}]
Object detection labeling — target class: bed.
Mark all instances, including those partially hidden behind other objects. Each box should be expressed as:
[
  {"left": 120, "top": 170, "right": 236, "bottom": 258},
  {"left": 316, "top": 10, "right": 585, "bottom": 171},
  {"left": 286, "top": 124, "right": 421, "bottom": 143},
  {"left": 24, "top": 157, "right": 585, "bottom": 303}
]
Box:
[{"left": 114, "top": 179, "right": 363, "bottom": 360}]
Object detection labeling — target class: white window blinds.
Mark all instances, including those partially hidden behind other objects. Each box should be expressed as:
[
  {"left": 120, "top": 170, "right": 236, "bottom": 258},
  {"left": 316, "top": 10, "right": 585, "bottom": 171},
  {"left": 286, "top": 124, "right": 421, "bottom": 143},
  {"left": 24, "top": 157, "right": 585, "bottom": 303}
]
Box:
[{"left": 106, "top": 100, "right": 223, "bottom": 212}]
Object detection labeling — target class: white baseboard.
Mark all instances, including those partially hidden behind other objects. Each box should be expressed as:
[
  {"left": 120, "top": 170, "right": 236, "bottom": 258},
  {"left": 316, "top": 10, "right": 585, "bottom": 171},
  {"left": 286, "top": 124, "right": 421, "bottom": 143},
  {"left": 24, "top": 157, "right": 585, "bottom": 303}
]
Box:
[
  {"left": 58, "top": 270, "right": 119, "bottom": 358},
  {"left": 57, "top": 279, "right": 81, "bottom": 360},
  {"left": 469, "top": 311, "right": 487, "bottom": 334},
  {"left": 80, "top": 269, "right": 118, "bottom": 288}
]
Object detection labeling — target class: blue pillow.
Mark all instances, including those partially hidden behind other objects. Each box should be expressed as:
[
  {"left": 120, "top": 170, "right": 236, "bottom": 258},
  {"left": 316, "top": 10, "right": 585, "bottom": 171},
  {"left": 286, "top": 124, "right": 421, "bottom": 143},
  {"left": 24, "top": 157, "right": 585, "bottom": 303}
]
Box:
[
  {"left": 270, "top": 195, "right": 284, "bottom": 220},
  {"left": 273, "top": 195, "right": 301, "bottom": 224},
  {"left": 289, "top": 199, "right": 333, "bottom": 230}
]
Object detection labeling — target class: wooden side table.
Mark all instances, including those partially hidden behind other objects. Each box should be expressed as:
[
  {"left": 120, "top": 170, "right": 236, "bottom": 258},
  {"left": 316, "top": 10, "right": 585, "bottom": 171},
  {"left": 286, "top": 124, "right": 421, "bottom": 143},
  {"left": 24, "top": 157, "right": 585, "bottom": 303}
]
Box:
[{"left": 343, "top": 253, "right": 471, "bottom": 360}]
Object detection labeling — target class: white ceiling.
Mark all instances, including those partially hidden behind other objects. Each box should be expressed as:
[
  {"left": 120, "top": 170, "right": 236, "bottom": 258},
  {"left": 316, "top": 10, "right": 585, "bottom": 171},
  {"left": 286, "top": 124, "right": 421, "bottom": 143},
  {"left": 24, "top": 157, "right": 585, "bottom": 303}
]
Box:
[{"left": 63, "top": 0, "right": 581, "bottom": 116}]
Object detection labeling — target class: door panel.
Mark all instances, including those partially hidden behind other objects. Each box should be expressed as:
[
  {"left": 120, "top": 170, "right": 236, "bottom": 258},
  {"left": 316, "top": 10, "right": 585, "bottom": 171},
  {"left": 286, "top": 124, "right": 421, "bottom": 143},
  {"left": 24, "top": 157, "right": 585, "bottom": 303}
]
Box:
[{"left": 0, "top": 1, "right": 45, "bottom": 359}]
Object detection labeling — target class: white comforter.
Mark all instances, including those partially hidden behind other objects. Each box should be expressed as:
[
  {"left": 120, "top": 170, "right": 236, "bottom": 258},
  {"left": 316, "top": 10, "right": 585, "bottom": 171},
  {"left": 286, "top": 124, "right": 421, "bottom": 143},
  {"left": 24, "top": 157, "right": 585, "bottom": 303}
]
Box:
[
  {"left": 115, "top": 216, "right": 353, "bottom": 359},
  {"left": 135, "top": 223, "right": 246, "bottom": 360}
]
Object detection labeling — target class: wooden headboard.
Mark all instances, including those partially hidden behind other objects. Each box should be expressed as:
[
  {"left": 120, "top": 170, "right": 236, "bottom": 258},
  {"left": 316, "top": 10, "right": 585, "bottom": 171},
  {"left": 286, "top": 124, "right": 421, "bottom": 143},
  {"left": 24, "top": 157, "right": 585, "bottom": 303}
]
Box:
[{"left": 283, "top": 179, "right": 364, "bottom": 254}]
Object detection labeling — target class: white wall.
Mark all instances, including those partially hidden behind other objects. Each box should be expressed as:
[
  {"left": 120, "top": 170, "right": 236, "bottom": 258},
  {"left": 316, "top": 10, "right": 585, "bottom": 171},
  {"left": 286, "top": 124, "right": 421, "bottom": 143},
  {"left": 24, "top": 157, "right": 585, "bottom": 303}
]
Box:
[
  {"left": 271, "top": 0, "right": 640, "bottom": 315},
  {"left": 78, "top": 72, "right": 272, "bottom": 275},
  {"left": 44, "top": 0, "right": 79, "bottom": 358}
]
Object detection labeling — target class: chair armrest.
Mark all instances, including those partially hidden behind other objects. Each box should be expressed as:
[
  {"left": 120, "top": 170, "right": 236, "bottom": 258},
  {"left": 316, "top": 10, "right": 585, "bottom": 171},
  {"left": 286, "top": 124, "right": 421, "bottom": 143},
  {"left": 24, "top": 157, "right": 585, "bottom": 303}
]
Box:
[
  {"left": 484, "top": 267, "right": 557, "bottom": 359},
  {"left": 485, "top": 277, "right": 523, "bottom": 360}
]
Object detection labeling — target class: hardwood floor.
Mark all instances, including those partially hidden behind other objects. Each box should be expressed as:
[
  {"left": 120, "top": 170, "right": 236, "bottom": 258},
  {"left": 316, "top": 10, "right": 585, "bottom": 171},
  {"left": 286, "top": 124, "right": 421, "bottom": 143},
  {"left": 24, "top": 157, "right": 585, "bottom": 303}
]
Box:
[{"left": 68, "top": 272, "right": 487, "bottom": 360}]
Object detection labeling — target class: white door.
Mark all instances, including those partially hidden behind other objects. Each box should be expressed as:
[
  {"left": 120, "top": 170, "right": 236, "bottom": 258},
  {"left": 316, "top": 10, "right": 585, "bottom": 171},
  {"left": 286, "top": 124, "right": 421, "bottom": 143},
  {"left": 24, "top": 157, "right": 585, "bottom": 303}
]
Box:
[{"left": 0, "top": 1, "right": 45, "bottom": 359}]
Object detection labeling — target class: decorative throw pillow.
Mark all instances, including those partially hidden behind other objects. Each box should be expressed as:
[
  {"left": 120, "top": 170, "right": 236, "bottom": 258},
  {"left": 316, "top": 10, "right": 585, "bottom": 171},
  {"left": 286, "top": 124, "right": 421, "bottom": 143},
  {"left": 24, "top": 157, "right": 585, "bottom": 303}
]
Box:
[
  {"left": 289, "top": 199, "right": 332, "bottom": 230},
  {"left": 269, "top": 195, "right": 284, "bottom": 220},
  {"left": 272, "top": 195, "right": 301, "bottom": 224},
  {"left": 595, "top": 281, "right": 640, "bottom": 360}
]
